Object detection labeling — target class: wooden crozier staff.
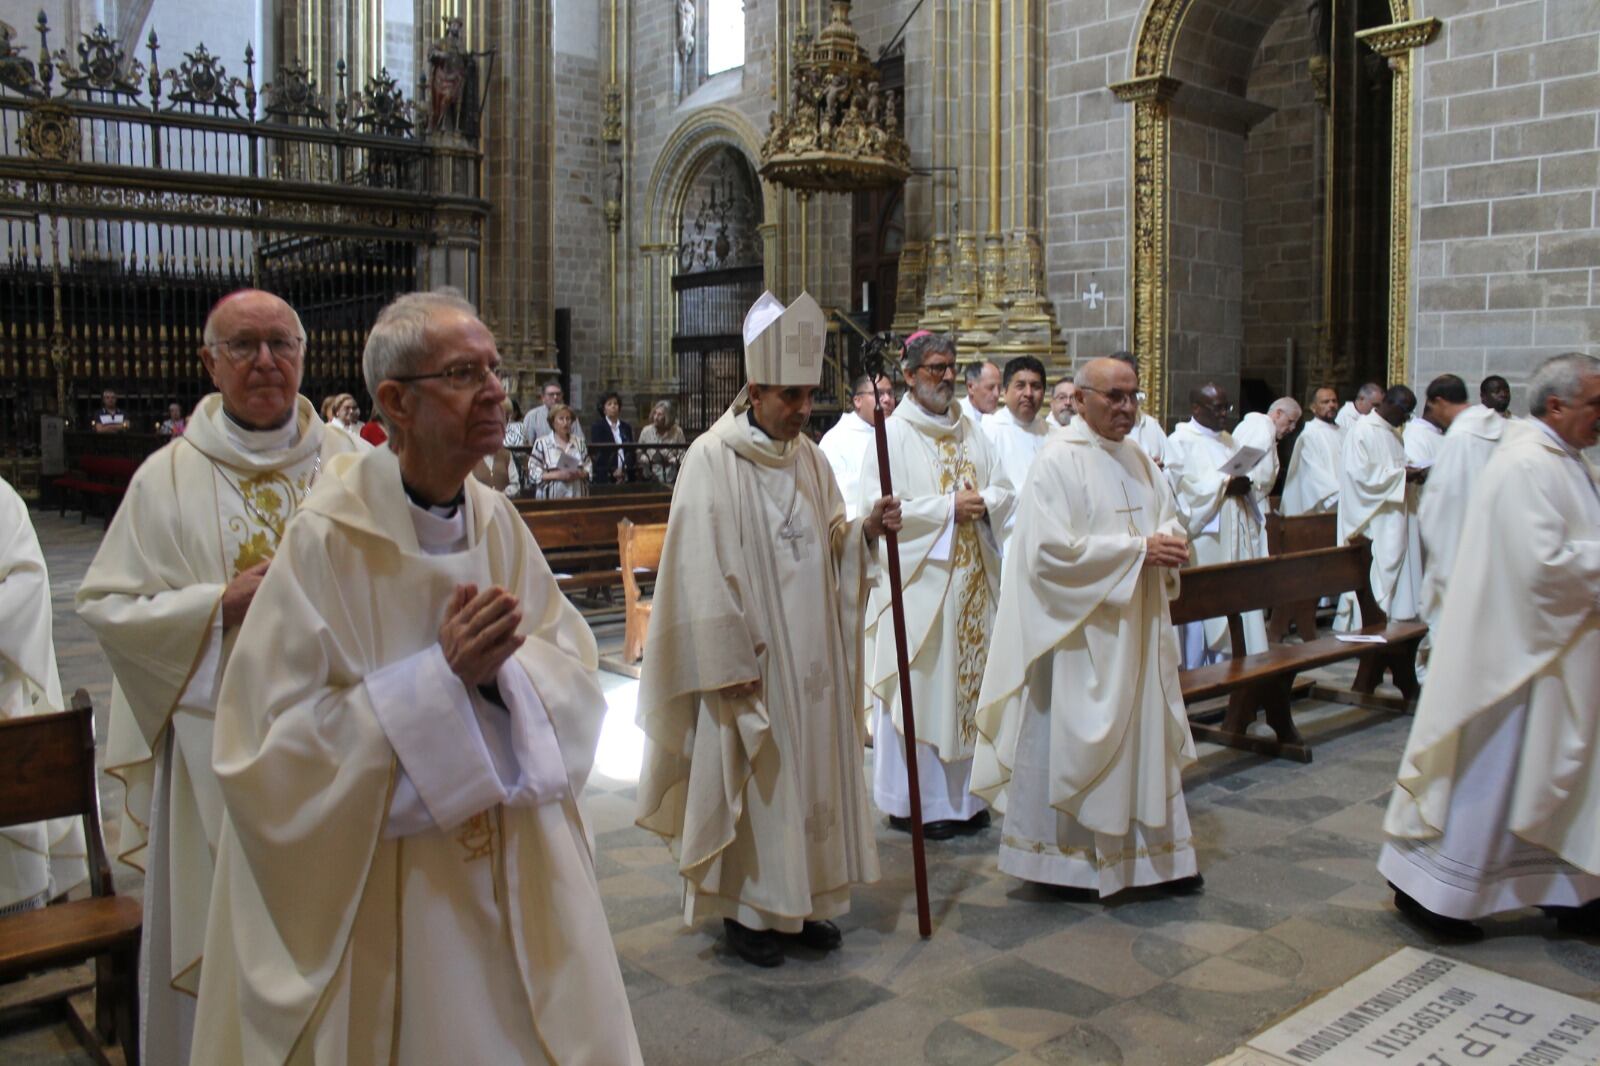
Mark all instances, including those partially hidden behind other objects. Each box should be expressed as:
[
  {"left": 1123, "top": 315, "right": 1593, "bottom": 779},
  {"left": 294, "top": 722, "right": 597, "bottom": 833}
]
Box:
[{"left": 865, "top": 341, "right": 933, "bottom": 939}]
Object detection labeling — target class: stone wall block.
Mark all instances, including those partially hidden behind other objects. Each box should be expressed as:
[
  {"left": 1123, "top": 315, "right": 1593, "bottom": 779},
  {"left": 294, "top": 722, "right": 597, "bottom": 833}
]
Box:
[
  {"left": 1494, "top": 114, "right": 1598, "bottom": 159},
  {"left": 1536, "top": 230, "right": 1600, "bottom": 269},
  {"left": 1446, "top": 159, "right": 1540, "bottom": 200},
  {"left": 1420, "top": 277, "right": 1489, "bottom": 311},
  {"left": 1445, "top": 235, "right": 1539, "bottom": 274},
  {"left": 1490, "top": 190, "right": 1594, "bottom": 234},
  {"left": 1421, "top": 203, "right": 1491, "bottom": 241},
  {"left": 1487, "top": 269, "right": 1592, "bottom": 308},
  {"left": 1532, "top": 307, "right": 1600, "bottom": 346},
  {"left": 1541, "top": 150, "right": 1600, "bottom": 191},
  {"left": 1447, "top": 85, "right": 1543, "bottom": 129},
  {"left": 1447, "top": 2, "right": 1545, "bottom": 58},
  {"left": 1439, "top": 309, "right": 1535, "bottom": 347}
]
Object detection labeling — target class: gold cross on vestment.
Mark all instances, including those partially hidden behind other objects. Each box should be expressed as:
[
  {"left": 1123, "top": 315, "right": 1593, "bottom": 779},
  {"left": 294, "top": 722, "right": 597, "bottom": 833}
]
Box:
[
  {"left": 802, "top": 660, "right": 830, "bottom": 705},
  {"left": 1115, "top": 482, "right": 1144, "bottom": 536}
]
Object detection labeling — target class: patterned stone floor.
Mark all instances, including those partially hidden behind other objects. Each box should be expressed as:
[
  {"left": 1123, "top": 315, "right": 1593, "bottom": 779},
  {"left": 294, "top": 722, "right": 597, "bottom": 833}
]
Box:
[{"left": 4, "top": 507, "right": 1596, "bottom": 1065}]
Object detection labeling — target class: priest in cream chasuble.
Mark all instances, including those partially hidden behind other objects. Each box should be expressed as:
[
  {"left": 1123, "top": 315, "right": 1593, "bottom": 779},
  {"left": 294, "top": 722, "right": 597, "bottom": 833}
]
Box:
[
  {"left": 1282, "top": 387, "right": 1344, "bottom": 516},
  {"left": 974, "top": 358, "right": 1199, "bottom": 898},
  {"left": 77, "top": 290, "right": 358, "bottom": 1066},
  {"left": 1164, "top": 384, "right": 1269, "bottom": 664},
  {"left": 191, "top": 292, "right": 640, "bottom": 1064},
  {"left": 637, "top": 292, "right": 895, "bottom": 968},
  {"left": 1335, "top": 386, "right": 1423, "bottom": 630},
  {"left": 1, "top": 475, "right": 87, "bottom": 913},
  {"left": 859, "top": 331, "right": 1015, "bottom": 836},
  {"left": 1379, "top": 354, "right": 1600, "bottom": 937}
]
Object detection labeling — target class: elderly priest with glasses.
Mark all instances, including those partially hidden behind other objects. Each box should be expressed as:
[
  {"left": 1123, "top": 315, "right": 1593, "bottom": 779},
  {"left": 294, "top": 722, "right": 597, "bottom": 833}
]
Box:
[
  {"left": 77, "top": 289, "right": 362, "bottom": 1066},
  {"left": 637, "top": 291, "right": 899, "bottom": 968},
  {"left": 190, "top": 291, "right": 642, "bottom": 1064}
]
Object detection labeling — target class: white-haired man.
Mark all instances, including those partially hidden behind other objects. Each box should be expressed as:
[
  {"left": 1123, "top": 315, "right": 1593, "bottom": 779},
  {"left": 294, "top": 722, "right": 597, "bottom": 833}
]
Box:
[
  {"left": 191, "top": 291, "right": 642, "bottom": 1063},
  {"left": 77, "top": 289, "right": 360, "bottom": 1065},
  {"left": 637, "top": 292, "right": 898, "bottom": 967},
  {"left": 861, "top": 332, "right": 1015, "bottom": 840},
  {"left": 1379, "top": 353, "right": 1600, "bottom": 940},
  {"left": 1336, "top": 381, "right": 1384, "bottom": 433},
  {"left": 975, "top": 357, "right": 1198, "bottom": 900}
]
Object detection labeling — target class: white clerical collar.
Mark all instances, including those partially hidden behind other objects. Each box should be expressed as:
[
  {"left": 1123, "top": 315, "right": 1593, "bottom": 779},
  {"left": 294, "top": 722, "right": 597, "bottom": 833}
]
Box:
[
  {"left": 1531, "top": 417, "right": 1581, "bottom": 459},
  {"left": 222, "top": 409, "right": 300, "bottom": 454},
  {"left": 915, "top": 400, "right": 960, "bottom": 427},
  {"left": 1185, "top": 419, "right": 1221, "bottom": 440},
  {"left": 407, "top": 492, "right": 471, "bottom": 554},
  {"left": 851, "top": 411, "right": 876, "bottom": 431}
]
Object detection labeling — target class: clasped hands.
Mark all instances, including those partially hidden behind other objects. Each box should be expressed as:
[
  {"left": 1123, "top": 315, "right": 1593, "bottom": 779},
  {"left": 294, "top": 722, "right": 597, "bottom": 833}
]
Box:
[
  {"left": 440, "top": 583, "right": 525, "bottom": 687},
  {"left": 1143, "top": 533, "right": 1190, "bottom": 569}
]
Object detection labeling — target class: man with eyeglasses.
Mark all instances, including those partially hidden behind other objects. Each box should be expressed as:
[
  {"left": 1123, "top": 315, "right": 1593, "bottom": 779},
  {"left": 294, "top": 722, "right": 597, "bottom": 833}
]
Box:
[
  {"left": 819, "top": 370, "right": 897, "bottom": 520},
  {"left": 975, "top": 356, "right": 1200, "bottom": 901},
  {"left": 78, "top": 288, "right": 360, "bottom": 1065},
  {"left": 522, "top": 376, "right": 583, "bottom": 446},
  {"left": 192, "top": 291, "right": 643, "bottom": 1062},
  {"left": 860, "top": 331, "right": 1015, "bottom": 841},
  {"left": 1049, "top": 377, "right": 1077, "bottom": 427},
  {"left": 1107, "top": 352, "right": 1167, "bottom": 468},
  {"left": 1165, "top": 382, "right": 1271, "bottom": 665},
  {"left": 1336, "top": 384, "right": 1425, "bottom": 631}
]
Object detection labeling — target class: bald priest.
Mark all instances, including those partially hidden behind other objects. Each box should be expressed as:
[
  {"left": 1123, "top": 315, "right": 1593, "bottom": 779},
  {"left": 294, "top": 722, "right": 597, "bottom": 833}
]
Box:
[
  {"left": 637, "top": 292, "right": 899, "bottom": 968},
  {"left": 191, "top": 292, "right": 641, "bottom": 1064},
  {"left": 974, "top": 357, "right": 1200, "bottom": 899}
]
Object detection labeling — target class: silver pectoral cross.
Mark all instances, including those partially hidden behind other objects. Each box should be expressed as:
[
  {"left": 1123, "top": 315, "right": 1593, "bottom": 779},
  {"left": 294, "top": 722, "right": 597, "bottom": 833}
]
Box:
[{"left": 779, "top": 519, "right": 808, "bottom": 560}]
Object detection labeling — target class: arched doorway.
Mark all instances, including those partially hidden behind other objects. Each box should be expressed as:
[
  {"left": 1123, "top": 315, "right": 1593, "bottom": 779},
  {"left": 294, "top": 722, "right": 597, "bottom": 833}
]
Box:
[
  {"left": 1113, "top": 0, "right": 1438, "bottom": 420},
  {"left": 670, "top": 146, "right": 765, "bottom": 431}
]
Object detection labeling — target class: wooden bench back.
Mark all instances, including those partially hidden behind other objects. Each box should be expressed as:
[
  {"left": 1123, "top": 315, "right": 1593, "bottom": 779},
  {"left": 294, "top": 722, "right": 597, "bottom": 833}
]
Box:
[
  {"left": 516, "top": 490, "right": 673, "bottom": 514},
  {"left": 618, "top": 520, "right": 669, "bottom": 602},
  {"left": 1266, "top": 512, "right": 1338, "bottom": 555},
  {"left": 1170, "top": 542, "right": 1383, "bottom": 634},
  {"left": 522, "top": 500, "right": 672, "bottom": 555},
  {"left": 0, "top": 693, "right": 115, "bottom": 898}
]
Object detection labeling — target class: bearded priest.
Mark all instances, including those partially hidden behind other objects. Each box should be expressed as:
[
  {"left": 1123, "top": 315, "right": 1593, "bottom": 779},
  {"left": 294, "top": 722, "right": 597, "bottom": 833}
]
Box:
[
  {"left": 859, "top": 331, "right": 1015, "bottom": 840},
  {"left": 190, "top": 291, "right": 641, "bottom": 1064},
  {"left": 77, "top": 289, "right": 360, "bottom": 1065},
  {"left": 974, "top": 357, "right": 1199, "bottom": 899},
  {"left": 637, "top": 291, "right": 897, "bottom": 968}
]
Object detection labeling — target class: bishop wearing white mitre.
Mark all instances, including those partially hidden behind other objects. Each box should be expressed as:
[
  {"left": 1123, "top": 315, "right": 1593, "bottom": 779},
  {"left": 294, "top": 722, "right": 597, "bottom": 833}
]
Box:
[
  {"left": 1, "top": 475, "right": 87, "bottom": 915},
  {"left": 1379, "top": 353, "right": 1600, "bottom": 939},
  {"left": 77, "top": 290, "right": 359, "bottom": 1066},
  {"left": 859, "top": 331, "right": 1015, "bottom": 839},
  {"left": 191, "top": 291, "right": 641, "bottom": 1064},
  {"left": 1334, "top": 385, "right": 1423, "bottom": 630},
  {"left": 1281, "top": 387, "right": 1343, "bottom": 515},
  {"left": 1164, "top": 382, "right": 1270, "bottom": 664},
  {"left": 637, "top": 292, "right": 897, "bottom": 968},
  {"left": 974, "top": 358, "right": 1200, "bottom": 898}
]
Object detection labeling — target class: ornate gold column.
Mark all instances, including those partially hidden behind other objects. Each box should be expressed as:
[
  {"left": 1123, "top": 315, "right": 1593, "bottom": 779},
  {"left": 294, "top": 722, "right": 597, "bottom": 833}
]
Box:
[
  {"left": 1108, "top": 74, "right": 1180, "bottom": 421},
  {"left": 602, "top": 0, "right": 628, "bottom": 386},
  {"left": 480, "top": 0, "right": 554, "bottom": 372},
  {"left": 1356, "top": 17, "right": 1440, "bottom": 388}
]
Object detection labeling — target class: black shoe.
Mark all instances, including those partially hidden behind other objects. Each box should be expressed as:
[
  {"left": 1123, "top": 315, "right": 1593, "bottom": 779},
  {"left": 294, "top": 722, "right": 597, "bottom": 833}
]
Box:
[
  {"left": 922, "top": 819, "right": 960, "bottom": 841},
  {"left": 1043, "top": 883, "right": 1101, "bottom": 903},
  {"left": 1393, "top": 889, "right": 1484, "bottom": 941},
  {"left": 1165, "top": 874, "right": 1205, "bottom": 896},
  {"left": 958, "top": 809, "right": 992, "bottom": 834},
  {"left": 782, "top": 919, "right": 843, "bottom": 951},
  {"left": 887, "top": 814, "right": 912, "bottom": 834},
  {"left": 722, "top": 919, "right": 784, "bottom": 967},
  {"left": 1544, "top": 900, "right": 1600, "bottom": 937}
]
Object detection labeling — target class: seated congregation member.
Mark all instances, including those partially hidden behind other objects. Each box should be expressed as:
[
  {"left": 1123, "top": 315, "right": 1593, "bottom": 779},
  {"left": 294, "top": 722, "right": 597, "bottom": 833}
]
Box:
[
  {"left": 157, "top": 402, "right": 188, "bottom": 437},
  {"left": 471, "top": 396, "right": 522, "bottom": 496},
  {"left": 77, "top": 289, "right": 361, "bottom": 1065},
  {"left": 590, "top": 390, "right": 635, "bottom": 484},
  {"left": 974, "top": 357, "right": 1199, "bottom": 900},
  {"left": 1379, "top": 353, "right": 1600, "bottom": 940},
  {"left": 637, "top": 292, "right": 898, "bottom": 967},
  {"left": 529, "top": 402, "right": 592, "bottom": 499},
  {"left": 191, "top": 290, "right": 642, "bottom": 1064},
  {"left": 637, "top": 399, "right": 688, "bottom": 484}
]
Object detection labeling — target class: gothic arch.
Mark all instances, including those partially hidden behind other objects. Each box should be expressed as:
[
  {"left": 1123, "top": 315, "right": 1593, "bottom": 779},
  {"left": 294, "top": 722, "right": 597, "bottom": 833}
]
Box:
[
  {"left": 1115, "top": 0, "right": 1434, "bottom": 420},
  {"left": 638, "top": 106, "right": 781, "bottom": 382}
]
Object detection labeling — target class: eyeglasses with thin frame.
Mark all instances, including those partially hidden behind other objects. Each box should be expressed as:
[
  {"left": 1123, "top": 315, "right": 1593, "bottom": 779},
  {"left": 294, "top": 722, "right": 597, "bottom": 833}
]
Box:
[
  {"left": 915, "top": 360, "right": 957, "bottom": 379},
  {"left": 209, "top": 335, "right": 305, "bottom": 363},
  {"left": 391, "top": 361, "right": 503, "bottom": 392},
  {"left": 1077, "top": 385, "right": 1139, "bottom": 409}
]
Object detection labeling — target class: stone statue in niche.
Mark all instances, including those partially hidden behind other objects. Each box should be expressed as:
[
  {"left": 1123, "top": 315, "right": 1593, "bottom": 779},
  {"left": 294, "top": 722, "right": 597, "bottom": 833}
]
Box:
[
  {"left": 427, "top": 16, "right": 479, "bottom": 137},
  {"left": 604, "top": 155, "right": 623, "bottom": 207},
  {"left": 676, "top": 0, "right": 697, "bottom": 61}
]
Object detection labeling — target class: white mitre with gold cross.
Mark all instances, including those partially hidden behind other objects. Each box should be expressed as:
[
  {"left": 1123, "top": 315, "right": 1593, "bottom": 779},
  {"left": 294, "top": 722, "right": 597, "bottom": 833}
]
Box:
[{"left": 743, "top": 290, "right": 826, "bottom": 387}]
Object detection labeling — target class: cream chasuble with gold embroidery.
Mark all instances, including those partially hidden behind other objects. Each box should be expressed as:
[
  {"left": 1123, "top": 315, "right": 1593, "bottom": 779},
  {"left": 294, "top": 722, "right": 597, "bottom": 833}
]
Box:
[
  {"left": 858, "top": 399, "right": 1014, "bottom": 821},
  {"left": 77, "top": 394, "right": 356, "bottom": 1066},
  {"left": 637, "top": 397, "right": 879, "bottom": 933},
  {"left": 974, "top": 420, "right": 1197, "bottom": 896},
  {"left": 1, "top": 476, "right": 87, "bottom": 912},
  {"left": 191, "top": 445, "right": 639, "bottom": 1065}
]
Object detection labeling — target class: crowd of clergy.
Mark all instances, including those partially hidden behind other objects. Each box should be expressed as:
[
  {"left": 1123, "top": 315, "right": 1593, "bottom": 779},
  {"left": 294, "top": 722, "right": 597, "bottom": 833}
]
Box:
[{"left": 0, "top": 281, "right": 1595, "bottom": 1065}]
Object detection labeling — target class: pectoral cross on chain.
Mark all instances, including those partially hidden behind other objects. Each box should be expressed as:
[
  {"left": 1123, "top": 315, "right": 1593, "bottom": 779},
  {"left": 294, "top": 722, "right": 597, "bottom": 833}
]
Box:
[
  {"left": 1115, "top": 482, "right": 1144, "bottom": 536},
  {"left": 779, "top": 519, "right": 808, "bottom": 560}
]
